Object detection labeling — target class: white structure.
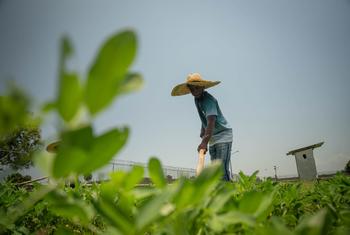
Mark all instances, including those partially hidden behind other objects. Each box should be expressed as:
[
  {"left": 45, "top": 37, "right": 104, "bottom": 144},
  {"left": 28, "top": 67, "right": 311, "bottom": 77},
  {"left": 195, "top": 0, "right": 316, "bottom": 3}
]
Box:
[{"left": 286, "top": 142, "right": 324, "bottom": 180}]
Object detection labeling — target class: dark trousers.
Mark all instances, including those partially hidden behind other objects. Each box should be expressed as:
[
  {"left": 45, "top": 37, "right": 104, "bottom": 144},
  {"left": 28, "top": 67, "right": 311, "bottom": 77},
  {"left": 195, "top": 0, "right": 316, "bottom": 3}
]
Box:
[{"left": 209, "top": 142, "right": 232, "bottom": 181}]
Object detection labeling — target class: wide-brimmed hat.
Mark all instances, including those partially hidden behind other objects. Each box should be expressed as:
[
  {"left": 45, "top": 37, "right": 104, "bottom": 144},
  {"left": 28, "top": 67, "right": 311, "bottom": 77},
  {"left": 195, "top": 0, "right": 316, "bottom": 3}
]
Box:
[{"left": 171, "top": 73, "right": 220, "bottom": 96}]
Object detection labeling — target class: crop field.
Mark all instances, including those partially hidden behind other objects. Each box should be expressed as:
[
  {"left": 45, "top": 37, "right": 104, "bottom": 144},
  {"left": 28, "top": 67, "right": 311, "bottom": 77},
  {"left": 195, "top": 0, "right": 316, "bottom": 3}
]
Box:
[
  {"left": 0, "top": 168, "right": 349, "bottom": 234},
  {"left": 1, "top": 29, "right": 349, "bottom": 235}
]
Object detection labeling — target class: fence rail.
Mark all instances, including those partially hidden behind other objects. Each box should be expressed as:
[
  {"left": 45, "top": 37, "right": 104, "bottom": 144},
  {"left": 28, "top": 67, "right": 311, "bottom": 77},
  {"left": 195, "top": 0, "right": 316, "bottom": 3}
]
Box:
[{"left": 98, "top": 160, "right": 196, "bottom": 181}]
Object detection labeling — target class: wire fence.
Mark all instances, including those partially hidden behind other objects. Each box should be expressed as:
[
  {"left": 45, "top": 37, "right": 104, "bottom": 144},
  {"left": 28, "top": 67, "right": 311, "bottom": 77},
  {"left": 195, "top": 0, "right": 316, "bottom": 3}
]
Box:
[{"left": 95, "top": 159, "right": 196, "bottom": 181}]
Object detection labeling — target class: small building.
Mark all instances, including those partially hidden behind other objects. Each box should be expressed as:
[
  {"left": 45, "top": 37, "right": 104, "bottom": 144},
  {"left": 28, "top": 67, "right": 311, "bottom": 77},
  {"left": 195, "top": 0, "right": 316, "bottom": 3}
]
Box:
[{"left": 286, "top": 142, "right": 324, "bottom": 180}]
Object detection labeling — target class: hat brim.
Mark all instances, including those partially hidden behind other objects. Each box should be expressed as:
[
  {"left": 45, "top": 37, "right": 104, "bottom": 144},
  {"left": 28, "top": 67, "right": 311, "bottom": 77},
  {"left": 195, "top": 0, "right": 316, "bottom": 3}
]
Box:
[
  {"left": 46, "top": 141, "right": 61, "bottom": 153},
  {"left": 171, "top": 81, "right": 220, "bottom": 96}
]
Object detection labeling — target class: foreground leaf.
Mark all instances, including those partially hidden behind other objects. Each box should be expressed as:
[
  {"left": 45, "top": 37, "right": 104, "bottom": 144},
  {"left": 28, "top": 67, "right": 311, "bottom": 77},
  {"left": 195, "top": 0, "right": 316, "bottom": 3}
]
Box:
[
  {"left": 57, "top": 73, "right": 82, "bottom": 122},
  {"left": 86, "top": 30, "right": 137, "bottom": 115},
  {"left": 81, "top": 127, "right": 129, "bottom": 174},
  {"left": 148, "top": 158, "right": 166, "bottom": 188}
]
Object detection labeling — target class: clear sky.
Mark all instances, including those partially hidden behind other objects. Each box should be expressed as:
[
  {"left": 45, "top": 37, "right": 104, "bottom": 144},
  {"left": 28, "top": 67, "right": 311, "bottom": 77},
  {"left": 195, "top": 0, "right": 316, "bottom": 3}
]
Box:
[{"left": 1, "top": 0, "right": 349, "bottom": 177}]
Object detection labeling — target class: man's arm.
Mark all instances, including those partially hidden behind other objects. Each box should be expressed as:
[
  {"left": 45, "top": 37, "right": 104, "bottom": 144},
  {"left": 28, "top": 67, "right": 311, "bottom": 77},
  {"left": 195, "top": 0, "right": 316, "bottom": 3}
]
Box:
[
  {"left": 198, "top": 115, "right": 216, "bottom": 153},
  {"left": 200, "top": 126, "right": 205, "bottom": 138}
]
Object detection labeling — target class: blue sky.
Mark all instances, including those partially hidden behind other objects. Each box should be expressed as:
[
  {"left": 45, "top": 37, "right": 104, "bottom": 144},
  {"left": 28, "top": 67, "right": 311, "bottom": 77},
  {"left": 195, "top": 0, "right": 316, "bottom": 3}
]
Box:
[{"left": 1, "top": 0, "right": 349, "bottom": 177}]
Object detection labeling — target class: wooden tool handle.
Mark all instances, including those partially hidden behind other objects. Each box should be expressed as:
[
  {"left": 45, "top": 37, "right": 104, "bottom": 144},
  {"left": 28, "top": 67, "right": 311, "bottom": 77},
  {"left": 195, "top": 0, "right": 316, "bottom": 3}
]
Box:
[{"left": 196, "top": 149, "right": 206, "bottom": 176}]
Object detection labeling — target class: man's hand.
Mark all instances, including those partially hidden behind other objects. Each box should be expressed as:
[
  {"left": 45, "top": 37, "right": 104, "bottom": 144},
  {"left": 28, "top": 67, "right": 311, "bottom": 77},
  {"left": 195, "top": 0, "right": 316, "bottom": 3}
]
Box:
[
  {"left": 197, "top": 142, "right": 207, "bottom": 153},
  {"left": 197, "top": 115, "right": 216, "bottom": 153}
]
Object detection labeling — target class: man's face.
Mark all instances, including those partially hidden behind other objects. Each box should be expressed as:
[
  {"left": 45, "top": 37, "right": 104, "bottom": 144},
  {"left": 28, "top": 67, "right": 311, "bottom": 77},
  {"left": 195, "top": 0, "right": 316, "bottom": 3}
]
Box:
[{"left": 188, "top": 85, "right": 204, "bottom": 98}]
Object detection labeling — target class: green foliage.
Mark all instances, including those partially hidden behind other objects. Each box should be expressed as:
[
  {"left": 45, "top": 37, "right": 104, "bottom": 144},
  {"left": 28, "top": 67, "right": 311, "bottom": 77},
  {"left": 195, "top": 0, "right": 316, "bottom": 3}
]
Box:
[
  {"left": 0, "top": 84, "right": 40, "bottom": 137},
  {"left": 5, "top": 173, "right": 31, "bottom": 184},
  {"left": 1, "top": 28, "right": 349, "bottom": 235},
  {"left": 44, "top": 30, "right": 143, "bottom": 122},
  {"left": 0, "top": 127, "right": 41, "bottom": 171},
  {"left": 148, "top": 157, "right": 166, "bottom": 188},
  {"left": 58, "top": 72, "right": 82, "bottom": 122},
  {"left": 345, "top": 160, "right": 350, "bottom": 173},
  {"left": 0, "top": 28, "right": 143, "bottom": 234},
  {"left": 1, "top": 170, "right": 350, "bottom": 234},
  {"left": 85, "top": 30, "right": 140, "bottom": 115},
  {"left": 0, "top": 83, "right": 42, "bottom": 173},
  {"left": 56, "top": 36, "right": 84, "bottom": 123},
  {"left": 52, "top": 125, "right": 129, "bottom": 178}
]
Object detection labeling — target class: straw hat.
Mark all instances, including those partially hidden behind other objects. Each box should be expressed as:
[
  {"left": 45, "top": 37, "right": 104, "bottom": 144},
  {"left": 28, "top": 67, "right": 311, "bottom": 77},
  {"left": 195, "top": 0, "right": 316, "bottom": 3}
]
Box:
[
  {"left": 171, "top": 73, "right": 220, "bottom": 96},
  {"left": 46, "top": 141, "right": 61, "bottom": 153}
]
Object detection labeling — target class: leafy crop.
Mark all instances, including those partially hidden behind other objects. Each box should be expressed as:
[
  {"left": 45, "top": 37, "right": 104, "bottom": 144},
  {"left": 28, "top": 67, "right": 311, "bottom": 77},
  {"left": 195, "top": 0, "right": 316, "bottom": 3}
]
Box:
[{"left": 0, "top": 29, "right": 349, "bottom": 235}]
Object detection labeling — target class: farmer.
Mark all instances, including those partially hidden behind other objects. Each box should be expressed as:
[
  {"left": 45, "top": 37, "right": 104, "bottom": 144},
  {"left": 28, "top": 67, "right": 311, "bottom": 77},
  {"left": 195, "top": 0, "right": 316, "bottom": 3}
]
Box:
[{"left": 171, "top": 73, "right": 233, "bottom": 181}]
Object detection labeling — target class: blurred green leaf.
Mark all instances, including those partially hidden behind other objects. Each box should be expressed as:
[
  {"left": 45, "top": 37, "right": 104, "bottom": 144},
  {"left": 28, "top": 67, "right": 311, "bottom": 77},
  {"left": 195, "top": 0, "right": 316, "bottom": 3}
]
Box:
[
  {"left": 34, "top": 152, "right": 54, "bottom": 177},
  {"left": 57, "top": 73, "right": 82, "bottom": 122},
  {"left": 92, "top": 196, "right": 134, "bottom": 234},
  {"left": 254, "top": 191, "right": 275, "bottom": 221},
  {"left": 54, "top": 227, "right": 75, "bottom": 235},
  {"left": 123, "top": 165, "right": 144, "bottom": 190},
  {"left": 133, "top": 187, "right": 156, "bottom": 205},
  {"left": 53, "top": 147, "right": 87, "bottom": 178},
  {"left": 41, "top": 101, "right": 56, "bottom": 113},
  {"left": 148, "top": 158, "right": 166, "bottom": 188},
  {"left": 55, "top": 36, "right": 83, "bottom": 122},
  {"left": 239, "top": 191, "right": 264, "bottom": 213},
  {"left": 117, "top": 72, "right": 144, "bottom": 95},
  {"left": 85, "top": 76, "right": 118, "bottom": 115},
  {"left": 89, "top": 30, "right": 136, "bottom": 79},
  {"left": 188, "top": 162, "right": 222, "bottom": 204},
  {"left": 334, "top": 226, "right": 350, "bottom": 235},
  {"left": 238, "top": 190, "right": 275, "bottom": 221},
  {"left": 46, "top": 190, "right": 94, "bottom": 225},
  {"left": 172, "top": 179, "right": 195, "bottom": 209},
  {"left": 81, "top": 127, "right": 129, "bottom": 174},
  {"left": 86, "top": 30, "right": 137, "bottom": 115},
  {"left": 256, "top": 217, "right": 295, "bottom": 235},
  {"left": 51, "top": 204, "right": 90, "bottom": 224},
  {"left": 60, "top": 125, "right": 94, "bottom": 150},
  {"left": 194, "top": 162, "right": 222, "bottom": 186},
  {"left": 51, "top": 126, "right": 128, "bottom": 177},
  {"left": 52, "top": 126, "right": 93, "bottom": 178},
  {"left": 61, "top": 36, "right": 74, "bottom": 59},
  {"left": 100, "top": 171, "right": 126, "bottom": 201},
  {"left": 208, "top": 211, "right": 256, "bottom": 232},
  {"left": 295, "top": 209, "right": 332, "bottom": 235},
  {"left": 136, "top": 187, "right": 174, "bottom": 231},
  {"left": 208, "top": 185, "right": 236, "bottom": 213}
]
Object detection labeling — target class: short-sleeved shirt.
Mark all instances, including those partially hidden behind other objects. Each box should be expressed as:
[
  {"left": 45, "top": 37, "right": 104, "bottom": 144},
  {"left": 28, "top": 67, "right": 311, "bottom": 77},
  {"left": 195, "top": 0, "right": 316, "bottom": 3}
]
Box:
[{"left": 194, "top": 91, "right": 233, "bottom": 146}]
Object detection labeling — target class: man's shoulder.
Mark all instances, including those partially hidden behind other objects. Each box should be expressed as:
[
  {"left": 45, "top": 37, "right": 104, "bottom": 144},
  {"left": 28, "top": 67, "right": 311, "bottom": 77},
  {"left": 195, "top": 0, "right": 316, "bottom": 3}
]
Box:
[{"left": 204, "top": 92, "right": 217, "bottom": 103}]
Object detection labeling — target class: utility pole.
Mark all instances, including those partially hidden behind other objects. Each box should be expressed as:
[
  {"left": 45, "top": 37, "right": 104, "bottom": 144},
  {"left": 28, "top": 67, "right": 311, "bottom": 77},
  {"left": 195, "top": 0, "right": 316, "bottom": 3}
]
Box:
[{"left": 274, "top": 165, "right": 277, "bottom": 181}]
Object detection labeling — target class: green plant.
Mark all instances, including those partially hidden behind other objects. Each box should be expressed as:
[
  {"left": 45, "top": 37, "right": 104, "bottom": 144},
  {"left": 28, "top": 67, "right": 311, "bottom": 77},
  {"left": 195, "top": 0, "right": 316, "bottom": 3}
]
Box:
[
  {"left": 0, "top": 29, "right": 143, "bottom": 234},
  {"left": 0, "top": 127, "right": 41, "bottom": 171},
  {"left": 5, "top": 173, "right": 31, "bottom": 184},
  {"left": 0, "top": 28, "right": 349, "bottom": 235},
  {"left": 0, "top": 84, "right": 40, "bottom": 137},
  {"left": 345, "top": 160, "right": 350, "bottom": 173}
]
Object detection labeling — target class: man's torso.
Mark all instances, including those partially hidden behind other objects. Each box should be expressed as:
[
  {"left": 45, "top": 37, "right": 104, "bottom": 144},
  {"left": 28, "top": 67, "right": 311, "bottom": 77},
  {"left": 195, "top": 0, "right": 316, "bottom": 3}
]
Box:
[{"left": 195, "top": 91, "right": 233, "bottom": 146}]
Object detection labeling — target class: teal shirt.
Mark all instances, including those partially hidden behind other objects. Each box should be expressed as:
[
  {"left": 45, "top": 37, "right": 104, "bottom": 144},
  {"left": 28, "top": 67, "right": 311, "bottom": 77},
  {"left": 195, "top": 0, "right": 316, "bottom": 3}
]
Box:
[{"left": 195, "top": 91, "right": 233, "bottom": 146}]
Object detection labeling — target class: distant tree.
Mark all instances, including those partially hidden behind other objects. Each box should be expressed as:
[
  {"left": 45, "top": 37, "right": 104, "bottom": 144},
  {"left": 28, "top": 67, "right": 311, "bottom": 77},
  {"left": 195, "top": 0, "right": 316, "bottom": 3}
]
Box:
[
  {"left": 0, "top": 83, "right": 40, "bottom": 137},
  {"left": 0, "top": 127, "right": 42, "bottom": 171},
  {"left": 0, "top": 82, "right": 41, "bottom": 171},
  {"left": 345, "top": 160, "right": 350, "bottom": 173},
  {"left": 5, "top": 172, "right": 31, "bottom": 184},
  {"left": 84, "top": 173, "right": 93, "bottom": 182}
]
